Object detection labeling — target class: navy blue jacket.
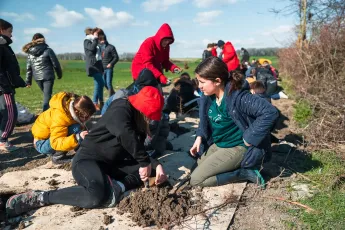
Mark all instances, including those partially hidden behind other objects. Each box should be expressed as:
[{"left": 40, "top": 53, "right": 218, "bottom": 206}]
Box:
[{"left": 196, "top": 83, "right": 279, "bottom": 168}]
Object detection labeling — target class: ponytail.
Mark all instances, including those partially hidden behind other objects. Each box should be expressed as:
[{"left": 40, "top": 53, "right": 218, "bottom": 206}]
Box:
[{"left": 228, "top": 70, "right": 244, "bottom": 94}]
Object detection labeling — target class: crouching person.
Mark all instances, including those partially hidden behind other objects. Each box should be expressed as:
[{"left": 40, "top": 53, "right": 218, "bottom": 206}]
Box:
[
  {"left": 6, "top": 86, "right": 168, "bottom": 217},
  {"left": 189, "top": 57, "right": 278, "bottom": 188},
  {"left": 32, "top": 92, "right": 96, "bottom": 164}
]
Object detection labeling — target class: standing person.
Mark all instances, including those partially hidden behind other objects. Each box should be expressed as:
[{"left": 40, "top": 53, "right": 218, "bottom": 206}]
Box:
[
  {"left": 189, "top": 57, "right": 278, "bottom": 188},
  {"left": 211, "top": 43, "right": 218, "bottom": 57},
  {"left": 240, "top": 47, "right": 250, "bottom": 64},
  {"left": 131, "top": 23, "right": 181, "bottom": 85},
  {"left": 6, "top": 86, "right": 168, "bottom": 217},
  {"left": 217, "top": 40, "right": 240, "bottom": 71},
  {"left": 202, "top": 44, "right": 213, "bottom": 61},
  {"left": 99, "top": 34, "right": 119, "bottom": 97},
  {"left": 0, "top": 19, "right": 27, "bottom": 151},
  {"left": 84, "top": 27, "right": 105, "bottom": 111},
  {"left": 23, "top": 33, "right": 62, "bottom": 112},
  {"left": 32, "top": 92, "right": 96, "bottom": 164}
]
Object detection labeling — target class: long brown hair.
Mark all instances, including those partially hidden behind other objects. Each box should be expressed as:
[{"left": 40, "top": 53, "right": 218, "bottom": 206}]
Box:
[
  {"left": 195, "top": 56, "right": 243, "bottom": 94},
  {"left": 134, "top": 109, "right": 150, "bottom": 136},
  {"left": 63, "top": 93, "right": 96, "bottom": 121}
]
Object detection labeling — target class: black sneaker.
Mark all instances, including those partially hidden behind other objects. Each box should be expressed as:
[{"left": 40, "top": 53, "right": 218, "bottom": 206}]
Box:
[
  {"left": 52, "top": 152, "right": 72, "bottom": 165},
  {"left": 6, "top": 191, "right": 44, "bottom": 217}
]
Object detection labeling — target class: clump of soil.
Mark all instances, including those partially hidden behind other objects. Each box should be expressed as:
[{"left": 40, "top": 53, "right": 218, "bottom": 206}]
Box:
[
  {"left": 51, "top": 174, "right": 60, "bottom": 178},
  {"left": 117, "top": 187, "right": 205, "bottom": 228},
  {"left": 47, "top": 179, "right": 60, "bottom": 186},
  {"left": 57, "top": 162, "right": 72, "bottom": 171},
  {"left": 103, "top": 213, "right": 113, "bottom": 225},
  {"left": 70, "top": 206, "right": 89, "bottom": 217}
]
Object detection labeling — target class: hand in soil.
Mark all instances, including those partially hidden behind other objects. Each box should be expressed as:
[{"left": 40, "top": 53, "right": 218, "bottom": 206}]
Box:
[
  {"left": 139, "top": 164, "right": 152, "bottom": 181},
  {"left": 155, "top": 164, "right": 168, "bottom": 185}
]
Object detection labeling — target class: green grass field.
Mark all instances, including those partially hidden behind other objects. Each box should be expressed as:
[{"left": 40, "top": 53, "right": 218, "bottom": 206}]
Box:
[{"left": 15, "top": 56, "right": 277, "bottom": 113}]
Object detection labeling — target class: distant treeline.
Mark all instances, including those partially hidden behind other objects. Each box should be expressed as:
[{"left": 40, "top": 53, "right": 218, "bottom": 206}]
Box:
[
  {"left": 16, "top": 48, "right": 279, "bottom": 61},
  {"left": 236, "top": 47, "right": 279, "bottom": 57}
]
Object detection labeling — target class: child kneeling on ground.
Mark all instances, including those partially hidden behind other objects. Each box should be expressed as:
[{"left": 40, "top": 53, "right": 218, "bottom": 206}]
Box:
[
  {"left": 190, "top": 57, "right": 278, "bottom": 188},
  {"left": 6, "top": 86, "right": 168, "bottom": 217},
  {"left": 32, "top": 92, "right": 96, "bottom": 164}
]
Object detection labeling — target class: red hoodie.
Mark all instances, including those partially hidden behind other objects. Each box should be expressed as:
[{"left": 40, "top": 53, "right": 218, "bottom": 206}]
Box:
[
  {"left": 222, "top": 41, "right": 240, "bottom": 71},
  {"left": 131, "top": 23, "right": 178, "bottom": 81},
  {"left": 211, "top": 47, "right": 217, "bottom": 57}
]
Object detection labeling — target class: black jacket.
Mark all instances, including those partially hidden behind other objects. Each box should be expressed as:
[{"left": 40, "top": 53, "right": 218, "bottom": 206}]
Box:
[
  {"left": 84, "top": 36, "right": 103, "bottom": 76},
  {"left": 0, "top": 35, "right": 26, "bottom": 94},
  {"left": 202, "top": 50, "right": 212, "bottom": 61},
  {"left": 256, "top": 66, "right": 277, "bottom": 96},
  {"left": 102, "top": 42, "right": 119, "bottom": 69},
  {"left": 79, "top": 98, "right": 151, "bottom": 167},
  {"left": 23, "top": 39, "right": 62, "bottom": 85}
]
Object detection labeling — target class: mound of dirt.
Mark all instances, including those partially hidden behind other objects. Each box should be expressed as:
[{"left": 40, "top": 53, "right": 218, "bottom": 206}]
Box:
[{"left": 117, "top": 187, "right": 205, "bottom": 228}]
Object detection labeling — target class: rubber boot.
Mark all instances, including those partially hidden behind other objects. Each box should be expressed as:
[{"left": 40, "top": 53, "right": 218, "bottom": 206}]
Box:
[
  {"left": 216, "top": 168, "right": 266, "bottom": 189},
  {"left": 52, "top": 151, "right": 72, "bottom": 165}
]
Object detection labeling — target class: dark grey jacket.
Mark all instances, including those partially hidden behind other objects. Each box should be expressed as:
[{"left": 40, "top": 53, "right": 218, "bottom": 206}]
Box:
[
  {"left": 23, "top": 39, "right": 62, "bottom": 85},
  {"left": 102, "top": 42, "right": 119, "bottom": 69},
  {"left": 84, "top": 36, "right": 103, "bottom": 76}
]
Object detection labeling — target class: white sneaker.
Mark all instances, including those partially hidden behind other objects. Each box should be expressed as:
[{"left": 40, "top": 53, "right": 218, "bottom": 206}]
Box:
[{"left": 278, "top": 91, "right": 289, "bottom": 99}]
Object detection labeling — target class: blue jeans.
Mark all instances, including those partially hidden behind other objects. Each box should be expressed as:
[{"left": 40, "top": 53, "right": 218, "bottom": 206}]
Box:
[
  {"left": 35, "top": 123, "right": 82, "bottom": 155},
  {"left": 36, "top": 79, "right": 54, "bottom": 112},
  {"left": 103, "top": 68, "right": 114, "bottom": 96},
  {"left": 91, "top": 72, "right": 104, "bottom": 104}
]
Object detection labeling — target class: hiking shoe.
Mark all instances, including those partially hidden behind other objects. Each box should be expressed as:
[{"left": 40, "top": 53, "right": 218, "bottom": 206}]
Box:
[
  {"left": 6, "top": 191, "right": 44, "bottom": 217},
  {"left": 52, "top": 151, "right": 72, "bottom": 165},
  {"left": 102, "top": 175, "right": 123, "bottom": 208},
  {"left": 216, "top": 168, "right": 266, "bottom": 189},
  {"left": 0, "top": 141, "right": 19, "bottom": 152}
]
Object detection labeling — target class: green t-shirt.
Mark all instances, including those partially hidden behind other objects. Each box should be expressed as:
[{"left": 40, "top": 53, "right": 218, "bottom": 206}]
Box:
[{"left": 208, "top": 96, "right": 245, "bottom": 148}]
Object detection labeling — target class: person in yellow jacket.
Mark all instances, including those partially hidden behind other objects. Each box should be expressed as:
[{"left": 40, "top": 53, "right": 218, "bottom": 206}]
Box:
[{"left": 32, "top": 92, "right": 96, "bottom": 164}]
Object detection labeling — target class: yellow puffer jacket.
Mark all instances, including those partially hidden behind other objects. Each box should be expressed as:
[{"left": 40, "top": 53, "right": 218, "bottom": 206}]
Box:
[{"left": 32, "top": 92, "right": 79, "bottom": 151}]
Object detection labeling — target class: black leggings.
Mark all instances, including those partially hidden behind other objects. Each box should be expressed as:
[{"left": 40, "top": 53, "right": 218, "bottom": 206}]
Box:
[{"left": 43, "top": 158, "right": 150, "bottom": 208}]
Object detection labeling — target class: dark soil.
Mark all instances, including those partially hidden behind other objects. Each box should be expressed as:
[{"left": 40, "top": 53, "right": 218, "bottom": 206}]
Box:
[
  {"left": 117, "top": 187, "right": 205, "bottom": 228},
  {"left": 103, "top": 214, "right": 113, "bottom": 225},
  {"left": 52, "top": 174, "right": 60, "bottom": 178},
  {"left": 47, "top": 179, "right": 60, "bottom": 187},
  {"left": 57, "top": 162, "right": 72, "bottom": 171},
  {"left": 70, "top": 206, "right": 90, "bottom": 217}
]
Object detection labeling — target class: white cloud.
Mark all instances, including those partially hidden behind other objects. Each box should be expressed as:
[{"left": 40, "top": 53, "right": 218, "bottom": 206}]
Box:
[
  {"left": 194, "top": 10, "right": 222, "bottom": 25},
  {"left": 262, "top": 25, "right": 293, "bottom": 36},
  {"left": 132, "top": 21, "right": 150, "bottom": 27},
  {"left": 142, "top": 0, "right": 185, "bottom": 12},
  {"left": 48, "top": 4, "right": 85, "bottom": 28},
  {"left": 0, "top": 12, "right": 34, "bottom": 21},
  {"left": 123, "top": 0, "right": 131, "bottom": 3},
  {"left": 85, "top": 7, "right": 134, "bottom": 29},
  {"left": 23, "top": 28, "right": 50, "bottom": 35},
  {"left": 193, "top": 0, "right": 238, "bottom": 8}
]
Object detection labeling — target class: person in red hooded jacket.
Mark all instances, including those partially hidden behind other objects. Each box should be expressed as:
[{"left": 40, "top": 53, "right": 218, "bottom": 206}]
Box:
[
  {"left": 131, "top": 23, "right": 181, "bottom": 85},
  {"left": 211, "top": 43, "right": 217, "bottom": 57},
  {"left": 217, "top": 40, "right": 240, "bottom": 71}
]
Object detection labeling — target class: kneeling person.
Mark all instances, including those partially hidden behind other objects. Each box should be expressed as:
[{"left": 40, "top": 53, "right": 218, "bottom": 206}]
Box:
[
  {"left": 6, "top": 86, "right": 168, "bottom": 217},
  {"left": 32, "top": 92, "right": 96, "bottom": 164}
]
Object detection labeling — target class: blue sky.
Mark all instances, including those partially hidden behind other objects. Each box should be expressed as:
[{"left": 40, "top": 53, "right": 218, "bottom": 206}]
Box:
[{"left": 0, "top": 0, "right": 297, "bottom": 58}]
